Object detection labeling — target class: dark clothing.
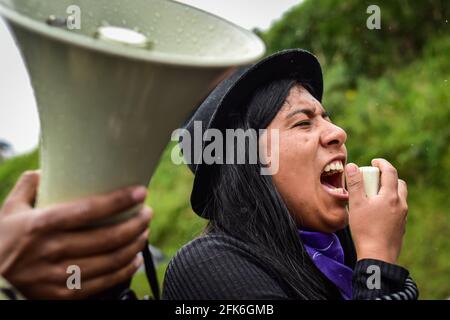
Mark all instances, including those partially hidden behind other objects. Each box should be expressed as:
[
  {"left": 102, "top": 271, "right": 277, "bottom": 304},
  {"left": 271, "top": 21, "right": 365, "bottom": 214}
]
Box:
[{"left": 163, "top": 232, "right": 418, "bottom": 300}]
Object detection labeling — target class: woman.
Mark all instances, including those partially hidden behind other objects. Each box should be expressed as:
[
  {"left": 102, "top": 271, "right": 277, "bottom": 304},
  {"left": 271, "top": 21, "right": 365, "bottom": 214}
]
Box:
[{"left": 162, "top": 49, "right": 418, "bottom": 300}]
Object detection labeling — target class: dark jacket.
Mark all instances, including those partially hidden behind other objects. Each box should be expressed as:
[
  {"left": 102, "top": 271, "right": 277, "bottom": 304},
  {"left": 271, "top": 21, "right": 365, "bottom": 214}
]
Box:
[{"left": 162, "top": 232, "right": 418, "bottom": 300}]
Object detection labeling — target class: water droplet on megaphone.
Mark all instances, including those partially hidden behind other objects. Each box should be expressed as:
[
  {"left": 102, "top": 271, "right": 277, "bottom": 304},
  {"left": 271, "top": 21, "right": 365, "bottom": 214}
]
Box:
[{"left": 46, "top": 15, "right": 67, "bottom": 28}]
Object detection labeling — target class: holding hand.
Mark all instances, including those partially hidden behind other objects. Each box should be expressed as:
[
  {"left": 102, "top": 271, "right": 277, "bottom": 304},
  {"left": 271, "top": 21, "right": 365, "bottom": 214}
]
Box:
[
  {"left": 345, "top": 159, "right": 408, "bottom": 264},
  {"left": 0, "top": 171, "right": 152, "bottom": 299}
]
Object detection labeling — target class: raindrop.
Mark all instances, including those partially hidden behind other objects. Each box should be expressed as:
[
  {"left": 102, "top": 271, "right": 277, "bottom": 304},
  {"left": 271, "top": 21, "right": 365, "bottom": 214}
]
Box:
[{"left": 46, "top": 15, "right": 67, "bottom": 27}]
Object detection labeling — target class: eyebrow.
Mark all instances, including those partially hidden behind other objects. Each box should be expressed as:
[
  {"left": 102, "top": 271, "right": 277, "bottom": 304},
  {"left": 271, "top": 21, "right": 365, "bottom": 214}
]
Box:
[{"left": 285, "top": 107, "right": 330, "bottom": 120}]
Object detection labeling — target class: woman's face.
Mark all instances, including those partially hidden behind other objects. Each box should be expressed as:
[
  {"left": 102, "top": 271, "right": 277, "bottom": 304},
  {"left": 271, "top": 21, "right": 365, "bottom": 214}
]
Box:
[{"left": 262, "top": 84, "right": 349, "bottom": 233}]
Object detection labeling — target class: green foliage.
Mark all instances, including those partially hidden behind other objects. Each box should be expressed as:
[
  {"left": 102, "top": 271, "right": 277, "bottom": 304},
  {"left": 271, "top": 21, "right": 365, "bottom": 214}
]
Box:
[
  {"left": 262, "top": 0, "right": 449, "bottom": 82},
  {"left": 0, "top": 150, "right": 39, "bottom": 202},
  {"left": 399, "top": 187, "right": 449, "bottom": 300}
]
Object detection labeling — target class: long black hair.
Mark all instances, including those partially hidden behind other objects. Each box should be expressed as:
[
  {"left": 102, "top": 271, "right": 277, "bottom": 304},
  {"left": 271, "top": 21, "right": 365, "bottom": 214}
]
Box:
[{"left": 203, "top": 78, "right": 356, "bottom": 299}]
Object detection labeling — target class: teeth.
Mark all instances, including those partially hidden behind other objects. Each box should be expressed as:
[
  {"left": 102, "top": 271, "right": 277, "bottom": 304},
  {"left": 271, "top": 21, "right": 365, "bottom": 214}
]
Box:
[
  {"left": 333, "top": 187, "right": 345, "bottom": 194},
  {"left": 323, "top": 184, "right": 346, "bottom": 194},
  {"left": 323, "top": 160, "right": 344, "bottom": 174}
]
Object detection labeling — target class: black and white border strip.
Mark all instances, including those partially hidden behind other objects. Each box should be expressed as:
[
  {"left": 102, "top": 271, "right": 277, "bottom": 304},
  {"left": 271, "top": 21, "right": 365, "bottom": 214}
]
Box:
[{"left": 375, "top": 276, "right": 419, "bottom": 300}]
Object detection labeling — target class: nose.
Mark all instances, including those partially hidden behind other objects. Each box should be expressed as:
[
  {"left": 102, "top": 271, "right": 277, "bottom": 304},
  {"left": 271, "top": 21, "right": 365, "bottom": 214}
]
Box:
[{"left": 320, "top": 121, "right": 347, "bottom": 148}]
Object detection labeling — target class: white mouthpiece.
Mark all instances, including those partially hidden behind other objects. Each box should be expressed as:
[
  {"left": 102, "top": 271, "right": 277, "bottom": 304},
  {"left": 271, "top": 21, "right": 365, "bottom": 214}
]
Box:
[{"left": 359, "top": 166, "right": 380, "bottom": 197}]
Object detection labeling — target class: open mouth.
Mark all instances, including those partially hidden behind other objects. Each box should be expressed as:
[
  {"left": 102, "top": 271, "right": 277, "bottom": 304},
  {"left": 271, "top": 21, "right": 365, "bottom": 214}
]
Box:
[{"left": 320, "top": 159, "right": 348, "bottom": 199}]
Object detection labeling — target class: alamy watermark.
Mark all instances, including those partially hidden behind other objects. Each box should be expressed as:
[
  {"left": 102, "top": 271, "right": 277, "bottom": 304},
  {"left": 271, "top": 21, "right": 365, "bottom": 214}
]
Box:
[
  {"left": 66, "top": 5, "right": 82, "bottom": 30},
  {"left": 66, "top": 265, "right": 81, "bottom": 290},
  {"left": 366, "top": 265, "right": 381, "bottom": 290},
  {"left": 366, "top": 5, "right": 381, "bottom": 30},
  {"left": 170, "top": 121, "right": 280, "bottom": 175},
  {"left": 47, "top": 5, "right": 81, "bottom": 30}
]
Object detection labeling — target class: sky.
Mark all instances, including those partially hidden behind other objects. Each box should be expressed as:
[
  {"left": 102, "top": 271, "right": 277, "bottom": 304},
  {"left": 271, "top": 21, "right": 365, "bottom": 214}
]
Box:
[{"left": 0, "top": 0, "right": 302, "bottom": 154}]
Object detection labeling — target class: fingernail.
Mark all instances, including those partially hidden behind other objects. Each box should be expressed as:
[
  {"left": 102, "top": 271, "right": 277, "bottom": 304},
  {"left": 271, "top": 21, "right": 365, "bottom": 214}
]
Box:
[
  {"left": 132, "top": 186, "right": 147, "bottom": 202},
  {"left": 346, "top": 163, "right": 358, "bottom": 176},
  {"left": 143, "top": 207, "right": 152, "bottom": 220},
  {"left": 134, "top": 255, "right": 143, "bottom": 268}
]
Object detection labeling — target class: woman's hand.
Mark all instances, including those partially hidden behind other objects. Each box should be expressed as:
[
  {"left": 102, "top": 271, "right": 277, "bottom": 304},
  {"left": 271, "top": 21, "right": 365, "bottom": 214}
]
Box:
[
  {"left": 345, "top": 159, "right": 408, "bottom": 264},
  {"left": 0, "top": 171, "right": 152, "bottom": 299}
]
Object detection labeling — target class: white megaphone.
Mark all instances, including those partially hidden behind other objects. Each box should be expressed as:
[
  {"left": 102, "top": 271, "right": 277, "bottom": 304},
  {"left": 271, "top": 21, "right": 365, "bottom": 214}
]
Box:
[{"left": 0, "top": 0, "right": 265, "bottom": 224}]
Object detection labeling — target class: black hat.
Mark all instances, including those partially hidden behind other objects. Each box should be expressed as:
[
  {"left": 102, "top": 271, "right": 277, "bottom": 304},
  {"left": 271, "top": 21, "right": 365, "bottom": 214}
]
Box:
[{"left": 181, "top": 49, "right": 323, "bottom": 218}]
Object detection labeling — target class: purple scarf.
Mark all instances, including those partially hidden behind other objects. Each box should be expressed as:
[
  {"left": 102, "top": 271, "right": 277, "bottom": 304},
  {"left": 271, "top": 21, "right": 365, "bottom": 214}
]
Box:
[{"left": 298, "top": 230, "right": 353, "bottom": 300}]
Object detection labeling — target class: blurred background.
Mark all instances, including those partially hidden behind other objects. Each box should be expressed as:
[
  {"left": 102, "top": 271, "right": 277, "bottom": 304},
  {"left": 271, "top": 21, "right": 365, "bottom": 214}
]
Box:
[{"left": 0, "top": 0, "right": 449, "bottom": 299}]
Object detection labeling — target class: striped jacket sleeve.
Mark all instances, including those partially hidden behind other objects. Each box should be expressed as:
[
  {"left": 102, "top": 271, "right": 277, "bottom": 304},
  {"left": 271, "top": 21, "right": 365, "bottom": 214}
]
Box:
[
  {"left": 352, "top": 258, "right": 419, "bottom": 300},
  {"left": 0, "top": 276, "right": 24, "bottom": 300}
]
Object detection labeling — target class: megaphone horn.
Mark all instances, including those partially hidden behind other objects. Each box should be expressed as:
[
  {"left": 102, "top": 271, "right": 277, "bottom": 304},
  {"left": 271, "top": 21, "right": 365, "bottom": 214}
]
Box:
[{"left": 0, "top": 0, "right": 265, "bottom": 224}]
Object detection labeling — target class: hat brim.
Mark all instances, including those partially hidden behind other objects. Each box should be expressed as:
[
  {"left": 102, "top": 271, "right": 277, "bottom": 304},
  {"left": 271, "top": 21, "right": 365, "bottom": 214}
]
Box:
[{"left": 189, "top": 49, "right": 324, "bottom": 217}]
